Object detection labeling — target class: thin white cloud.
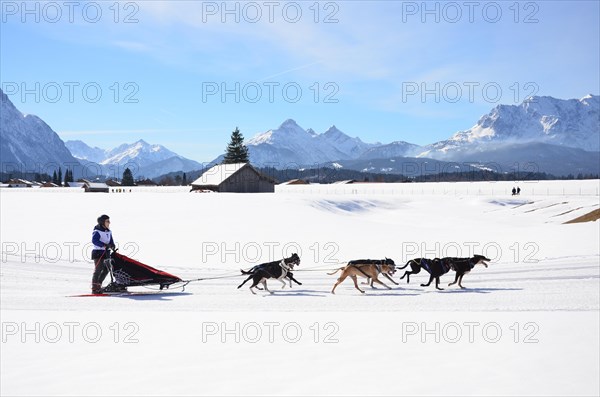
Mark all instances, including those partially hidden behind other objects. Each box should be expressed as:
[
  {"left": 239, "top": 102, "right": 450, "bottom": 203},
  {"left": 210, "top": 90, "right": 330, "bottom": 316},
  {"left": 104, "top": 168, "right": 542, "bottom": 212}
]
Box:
[
  {"left": 257, "top": 61, "right": 323, "bottom": 82},
  {"left": 131, "top": 2, "right": 423, "bottom": 80}
]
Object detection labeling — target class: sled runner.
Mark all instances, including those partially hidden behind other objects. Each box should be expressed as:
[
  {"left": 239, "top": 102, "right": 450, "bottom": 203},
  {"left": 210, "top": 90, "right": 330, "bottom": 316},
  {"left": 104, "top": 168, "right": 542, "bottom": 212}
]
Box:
[{"left": 69, "top": 291, "right": 179, "bottom": 298}]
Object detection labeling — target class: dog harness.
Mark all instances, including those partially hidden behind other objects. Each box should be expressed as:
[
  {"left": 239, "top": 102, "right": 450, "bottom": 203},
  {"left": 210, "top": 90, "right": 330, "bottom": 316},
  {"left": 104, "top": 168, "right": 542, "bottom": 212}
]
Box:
[
  {"left": 420, "top": 258, "right": 432, "bottom": 273},
  {"left": 420, "top": 258, "right": 452, "bottom": 275}
]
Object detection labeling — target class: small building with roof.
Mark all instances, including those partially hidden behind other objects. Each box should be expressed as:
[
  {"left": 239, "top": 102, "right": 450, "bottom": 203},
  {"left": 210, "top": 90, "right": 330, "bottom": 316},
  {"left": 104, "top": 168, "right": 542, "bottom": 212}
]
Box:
[
  {"left": 5, "top": 179, "right": 33, "bottom": 188},
  {"left": 66, "top": 180, "right": 109, "bottom": 192},
  {"left": 84, "top": 182, "right": 109, "bottom": 193},
  {"left": 190, "top": 163, "right": 276, "bottom": 193}
]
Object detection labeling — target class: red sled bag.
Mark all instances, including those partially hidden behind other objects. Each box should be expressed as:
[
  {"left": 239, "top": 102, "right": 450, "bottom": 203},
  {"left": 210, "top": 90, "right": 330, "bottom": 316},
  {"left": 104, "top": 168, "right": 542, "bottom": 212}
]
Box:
[{"left": 107, "top": 251, "right": 182, "bottom": 290}]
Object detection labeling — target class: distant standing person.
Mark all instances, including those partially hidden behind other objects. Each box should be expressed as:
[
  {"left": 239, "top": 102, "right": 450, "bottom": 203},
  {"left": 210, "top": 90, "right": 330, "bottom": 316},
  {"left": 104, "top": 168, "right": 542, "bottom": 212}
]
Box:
[
  {"left": 512, "top": 187, "right": 517, "bottom": 196},
  {"left": 517, "top": 186, "right": 521, "bottom": 195},
  {"left": 91, "top": 214, "right": 115, "bottom": 294}
]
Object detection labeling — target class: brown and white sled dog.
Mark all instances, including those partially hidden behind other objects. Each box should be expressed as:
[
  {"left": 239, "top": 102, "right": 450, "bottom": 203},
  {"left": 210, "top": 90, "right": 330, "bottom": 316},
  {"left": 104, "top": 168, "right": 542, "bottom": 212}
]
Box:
[{"left": 329, "top": 259, "right": 396, "bottom": 294}]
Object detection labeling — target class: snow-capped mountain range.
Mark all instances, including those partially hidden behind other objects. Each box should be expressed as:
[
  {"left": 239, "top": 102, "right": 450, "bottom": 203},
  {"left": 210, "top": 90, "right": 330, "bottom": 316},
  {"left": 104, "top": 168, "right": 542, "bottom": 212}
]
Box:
[
  {"left": 218, "top": 94, "right": 598, "bottom": 173},
  {"left": 421, "top": 94, "right": 599, "bottom": 158},
  {"left": 0, "top": 87, "right": 204, "bottom": 180},
  {"left": 2, "top": 86, "right": 598, "bottom": 180},
  {"left": 243, "top": 119, "right": 379, "bottom": 166},
  {"left": 229, "top": 94, "right": 598, "bottom": 175},
  {"left": 65, "top": 140, "right": 203, "bottom": 179}
]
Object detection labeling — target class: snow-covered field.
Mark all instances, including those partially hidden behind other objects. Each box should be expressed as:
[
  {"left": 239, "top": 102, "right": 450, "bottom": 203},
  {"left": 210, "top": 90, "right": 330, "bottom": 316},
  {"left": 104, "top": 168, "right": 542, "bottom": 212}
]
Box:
[{"left": 1, "top": 180, "right": 599, "bottom": 396}]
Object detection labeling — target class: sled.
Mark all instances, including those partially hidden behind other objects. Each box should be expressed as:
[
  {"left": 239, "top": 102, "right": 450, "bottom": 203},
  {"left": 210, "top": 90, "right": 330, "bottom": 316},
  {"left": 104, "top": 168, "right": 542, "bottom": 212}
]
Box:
[{"left": 84, "top": 249, "right": 183, "bottom": 295}]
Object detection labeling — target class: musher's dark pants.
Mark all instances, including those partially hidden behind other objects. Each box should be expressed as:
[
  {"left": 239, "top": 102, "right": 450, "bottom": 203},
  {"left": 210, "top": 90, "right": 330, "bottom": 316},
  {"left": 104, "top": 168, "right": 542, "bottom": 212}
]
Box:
[{"left": 91, "top": 250, "right": 109, "bottom": 292}]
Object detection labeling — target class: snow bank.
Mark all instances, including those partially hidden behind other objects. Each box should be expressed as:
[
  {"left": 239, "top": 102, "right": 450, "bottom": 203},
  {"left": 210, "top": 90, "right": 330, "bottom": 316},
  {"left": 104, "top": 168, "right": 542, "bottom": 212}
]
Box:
[{"left": 1, "top": 181, "right": 598, "bottom": 396}]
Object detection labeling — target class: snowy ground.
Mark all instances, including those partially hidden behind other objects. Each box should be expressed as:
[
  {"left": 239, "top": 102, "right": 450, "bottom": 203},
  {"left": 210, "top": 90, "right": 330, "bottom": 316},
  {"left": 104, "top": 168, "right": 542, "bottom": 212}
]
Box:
[{"left": 1, "top": 180, "right": 599, "bottom": 396}]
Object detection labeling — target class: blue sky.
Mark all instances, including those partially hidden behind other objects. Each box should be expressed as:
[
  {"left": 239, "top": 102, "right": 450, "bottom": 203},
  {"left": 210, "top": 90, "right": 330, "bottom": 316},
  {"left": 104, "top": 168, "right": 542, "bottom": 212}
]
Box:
[{"left": 1, "top": 0, "right": 599, "bottom": 162}]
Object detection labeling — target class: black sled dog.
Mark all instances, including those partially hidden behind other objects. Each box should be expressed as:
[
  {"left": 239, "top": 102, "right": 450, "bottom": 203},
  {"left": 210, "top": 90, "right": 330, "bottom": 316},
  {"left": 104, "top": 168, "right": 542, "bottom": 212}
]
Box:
[
  {"left": 444, "top": 255, "right": 490, "bottom": 289},
  {"left": 237, "top": 253, "right": 301, "bottom": 294},
  {"left": 399, "top": 255, "right": 490, "bottom": 290},
  {"left": 398, "top": 257, "right": 453, "bottom": 290}
]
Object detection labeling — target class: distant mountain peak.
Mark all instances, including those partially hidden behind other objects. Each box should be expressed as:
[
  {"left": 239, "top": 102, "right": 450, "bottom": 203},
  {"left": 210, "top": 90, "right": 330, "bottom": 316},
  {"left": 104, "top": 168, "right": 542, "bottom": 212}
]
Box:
[
  {"left": 64, "top": 138, "right": 202, "bottom": 178},
  {"left": 66, "top": 139, "right": 100, "bottom": 150},
  {"left": 0, "top": 88, "right": 11, "bottom": 105},
  {"left": 323, "top": 125, "right": 341, "bottom": 135},
  {"left": 242, "top": 119, "right": 384, "bottom": 166},
  {"left": 422, "top": 94, "right": 600, "bottom": 157},
  {"left": 581, "top": 94, "right": 599, "bottom": 106},
  {"left": 1, "top": 88, "right": 81, "bottom": 173},
  {"left": 279, "top": 119, "right": 300, "bottom": 129}
]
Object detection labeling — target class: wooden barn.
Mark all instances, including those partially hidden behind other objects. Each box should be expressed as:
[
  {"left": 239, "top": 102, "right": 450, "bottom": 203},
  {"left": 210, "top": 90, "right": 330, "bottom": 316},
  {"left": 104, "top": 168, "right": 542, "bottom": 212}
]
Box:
[
  {"left": 5, "top": 179, "right": 33, "bottom": 188},
  {"left": 84, "top": 182, "right": 109, "bottom": 193},
  {"left": 66, "top": 180, "right": 109, "bottom": 193},
  {"left": 190, "top": 163, "right": 275, "bottom": 193}
]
